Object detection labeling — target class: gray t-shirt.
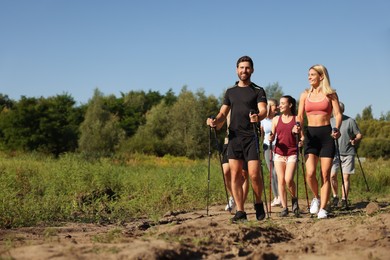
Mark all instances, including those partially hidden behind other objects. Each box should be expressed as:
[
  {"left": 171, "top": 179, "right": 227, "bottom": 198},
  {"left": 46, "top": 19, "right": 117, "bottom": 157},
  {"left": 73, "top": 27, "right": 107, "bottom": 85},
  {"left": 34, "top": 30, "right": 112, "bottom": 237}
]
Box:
[{"left": 331, "top": 115, "right": 361, "bottom": 155}]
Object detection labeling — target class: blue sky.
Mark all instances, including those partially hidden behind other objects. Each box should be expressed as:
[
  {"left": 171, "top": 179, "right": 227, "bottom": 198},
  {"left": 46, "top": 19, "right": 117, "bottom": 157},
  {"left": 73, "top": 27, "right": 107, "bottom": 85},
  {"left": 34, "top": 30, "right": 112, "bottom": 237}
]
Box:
[{"left": 1, "top": 0, "right": 389, "bottom": 118}]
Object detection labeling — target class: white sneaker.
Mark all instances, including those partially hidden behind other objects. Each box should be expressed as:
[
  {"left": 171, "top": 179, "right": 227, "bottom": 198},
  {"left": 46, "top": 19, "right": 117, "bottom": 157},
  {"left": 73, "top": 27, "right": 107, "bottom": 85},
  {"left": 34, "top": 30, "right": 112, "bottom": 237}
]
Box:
[
  {"left": 271, "top": 197, "right": 281, "bottom": 207},
  {"left": 310, "top": 198, "right": 320, "bottom": 214},
  {"left": 225, "top": 196, "right": 236, "bottom": 212},
  {"left": 317, "top": 209, "right": 328, "bottom": 219}
]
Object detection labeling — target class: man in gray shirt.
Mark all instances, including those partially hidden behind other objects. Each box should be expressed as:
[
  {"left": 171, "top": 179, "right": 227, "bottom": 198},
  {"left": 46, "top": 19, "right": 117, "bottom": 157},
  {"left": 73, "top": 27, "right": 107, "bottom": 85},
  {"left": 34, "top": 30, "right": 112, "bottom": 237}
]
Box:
[{"left": 330, "top": 102, "right": 363, "bottom": 209}]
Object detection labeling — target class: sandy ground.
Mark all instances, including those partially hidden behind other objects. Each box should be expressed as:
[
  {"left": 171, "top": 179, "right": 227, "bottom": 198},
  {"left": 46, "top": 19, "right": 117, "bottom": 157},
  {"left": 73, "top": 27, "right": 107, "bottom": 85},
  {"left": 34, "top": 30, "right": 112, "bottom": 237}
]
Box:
[{"left": 1, "top": 199, "right": 389, "bottom": 260}]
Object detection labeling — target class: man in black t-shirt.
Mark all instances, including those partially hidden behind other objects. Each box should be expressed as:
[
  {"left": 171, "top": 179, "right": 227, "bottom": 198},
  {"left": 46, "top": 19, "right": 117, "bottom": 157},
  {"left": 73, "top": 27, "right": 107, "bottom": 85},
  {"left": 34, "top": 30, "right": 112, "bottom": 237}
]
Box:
[{"left": 207, "top": 56, "right": 267, "bottom": 222}]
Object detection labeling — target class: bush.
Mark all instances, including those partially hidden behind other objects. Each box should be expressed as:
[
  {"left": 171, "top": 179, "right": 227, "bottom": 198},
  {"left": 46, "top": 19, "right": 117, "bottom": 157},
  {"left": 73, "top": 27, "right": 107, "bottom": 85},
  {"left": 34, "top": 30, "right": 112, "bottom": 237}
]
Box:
[{"left": 359, "top": 137, "right": 390, "bottom": 159}]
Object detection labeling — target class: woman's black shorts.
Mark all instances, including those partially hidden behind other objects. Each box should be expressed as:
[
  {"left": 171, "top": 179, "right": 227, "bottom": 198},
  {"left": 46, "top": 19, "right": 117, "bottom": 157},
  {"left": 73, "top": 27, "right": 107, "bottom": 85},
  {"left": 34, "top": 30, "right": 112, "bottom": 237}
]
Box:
[{"left": 304, "top": 125, "right": 335, "bottom": 158}]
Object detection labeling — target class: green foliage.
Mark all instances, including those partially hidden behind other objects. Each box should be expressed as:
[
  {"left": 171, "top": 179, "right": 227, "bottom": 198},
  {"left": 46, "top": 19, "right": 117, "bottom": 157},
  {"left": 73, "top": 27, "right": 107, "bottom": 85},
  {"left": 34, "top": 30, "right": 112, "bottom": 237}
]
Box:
[
  {"left": 358, "top": 138, "right": 390, "bottom": 159},
  {"left": 0, "top": 152, "right": 388, "bottom": 229},
  {"left": 126, "top": 87, "right": 219, "bottom": 159},
  {"left": 105, "top": 90, "right": 164, "bottom": 137},
  {"left": 379, "top": 111, "right": 390, "bottom": 121},
  {"left": 361, "top": 105, "right": 374, "bottom": 121},
  {"left": 355, "top": 119, "right": 390, "bottom": 159},
  {"left": 0, "top": 93, "right": 14, "bottom": 110},
  {"left": 0, "top": 153, "right": 227, "bottom": 228},
  {"left": 264, "top": 82, "right": 284, "bottom": 101},
  {"left": 124, "top": 101, "right": 172, "bottom": 156},
  {"left": 0, "top": 94, "right": 82, "bottom": 155},
  {"left": 78, "top": 89, "right": 125, "bottom": 157}
]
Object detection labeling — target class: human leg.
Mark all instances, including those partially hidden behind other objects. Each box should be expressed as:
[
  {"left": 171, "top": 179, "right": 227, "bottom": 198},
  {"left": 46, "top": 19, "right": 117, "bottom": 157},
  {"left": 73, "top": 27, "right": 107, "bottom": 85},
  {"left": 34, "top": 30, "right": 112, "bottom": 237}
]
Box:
[
  {"left": 242, "top": 169, "right": 249, "bottom": 203},
  {"left": 229, "top": 159, "right": 245, "bottom": 212},
  {"left": 330, "top": 159, "right": 339, "bottom": 197},
  {"left": 285, "top": 159, "right": 297, "bottom": 198},
  {"left": 247, "top": 160, "right": 263, "bottom": 204},
  {"left": 306, "top": 154, "right": 321, "bottom": 214},
  {"left": 329, "top": 155, "right": 341, "bottom": 207},
  {"left": 264, "top": 145, "right": 279, "bottom": 200},
  {"left": 285, "top": 157, "right": 300, "bottom": 216},
  {"left": 319, "top": 157, "right": 333, "bottom": 210},
  {"left": 341, "top": 155, "right": 355, "bottom": 201},
  {"left": 306, "top": 154, "right": 319, "bottom": 198},
  {"left": 222, "top": 163, "right": 233, "bottom": 197},
  {"left": 342, "top": 173, "right": 350, "bottom": 200},
  {"left": 223, "top": 162, "right": 236, "bottom": 211},
  {"left": 274, "top": 159, "right": 287, "bottom": 209}
]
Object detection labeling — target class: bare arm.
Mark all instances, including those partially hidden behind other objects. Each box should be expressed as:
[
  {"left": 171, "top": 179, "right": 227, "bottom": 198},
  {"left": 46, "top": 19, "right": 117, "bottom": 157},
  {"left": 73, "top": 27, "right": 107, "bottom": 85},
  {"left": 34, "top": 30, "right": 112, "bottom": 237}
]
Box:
[
  {"left": 296, "top": 91, "right": 307, "bottom": 125},
  {"left": 257, "top": 101, "right": 267, "bottom": 121},
  {"left": 294, "top": 91, "right": 307, "bottom": 136},
  {"left": 269, "top": 116, "right": 278, "bottom": 142},
  {"left": 330, "top": 93, "right": 342, "bottom": 139},
  {"left": 206, "top": 104, "right": 230, "bottom": 129}
]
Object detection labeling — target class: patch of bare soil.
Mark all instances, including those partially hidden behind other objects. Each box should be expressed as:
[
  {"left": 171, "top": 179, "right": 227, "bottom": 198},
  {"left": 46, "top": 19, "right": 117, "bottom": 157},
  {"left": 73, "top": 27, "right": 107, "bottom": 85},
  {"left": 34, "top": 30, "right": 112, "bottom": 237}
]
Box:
[{"left": 1, "top": 199, "right": 389, "bottom": 260}]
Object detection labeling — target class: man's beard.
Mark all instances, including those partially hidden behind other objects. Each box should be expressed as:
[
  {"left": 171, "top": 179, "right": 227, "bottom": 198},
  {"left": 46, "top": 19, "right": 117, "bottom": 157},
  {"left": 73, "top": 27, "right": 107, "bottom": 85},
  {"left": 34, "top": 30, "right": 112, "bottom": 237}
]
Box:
[{"left": 239, "top": 73, "right": 251, "bottom": 81}]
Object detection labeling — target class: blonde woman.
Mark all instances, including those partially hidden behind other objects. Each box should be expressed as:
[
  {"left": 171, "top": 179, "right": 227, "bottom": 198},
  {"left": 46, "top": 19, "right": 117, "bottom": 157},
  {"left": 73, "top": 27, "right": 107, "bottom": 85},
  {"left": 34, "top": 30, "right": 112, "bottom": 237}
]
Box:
[
  {"left": 295, "top": 64, "right": 342, "bottom": 219},
  {"left": 261, "top": 99, "right": 280, "bottom": 207}
]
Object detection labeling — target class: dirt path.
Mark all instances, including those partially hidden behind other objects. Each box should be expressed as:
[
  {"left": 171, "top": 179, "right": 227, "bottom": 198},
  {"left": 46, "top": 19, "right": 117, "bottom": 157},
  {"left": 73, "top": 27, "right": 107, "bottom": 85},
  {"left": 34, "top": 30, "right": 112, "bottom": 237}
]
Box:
[{"left": 1, "top": 200, "right": 389, "bottom": 260}]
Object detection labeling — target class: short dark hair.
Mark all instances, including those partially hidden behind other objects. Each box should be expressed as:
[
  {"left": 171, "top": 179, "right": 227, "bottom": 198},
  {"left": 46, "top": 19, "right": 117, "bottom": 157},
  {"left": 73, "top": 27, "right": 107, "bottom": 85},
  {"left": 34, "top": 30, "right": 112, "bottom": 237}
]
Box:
[{"left": 236, "top": 56, "right": 254, "bottom": 68}]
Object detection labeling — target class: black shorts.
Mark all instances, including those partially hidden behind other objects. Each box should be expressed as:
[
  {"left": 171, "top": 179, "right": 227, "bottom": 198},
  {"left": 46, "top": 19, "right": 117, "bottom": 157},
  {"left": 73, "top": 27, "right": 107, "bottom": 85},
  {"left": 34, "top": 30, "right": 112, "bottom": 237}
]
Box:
[
  {"left": 227, "top": 136, "right": 259, "bottom": 163},
  {"left": 304, "top": 125, "right": 335, "bottom": 158},
  {"left": 222, "top": 143, "right": 248, "bottom": 170}
]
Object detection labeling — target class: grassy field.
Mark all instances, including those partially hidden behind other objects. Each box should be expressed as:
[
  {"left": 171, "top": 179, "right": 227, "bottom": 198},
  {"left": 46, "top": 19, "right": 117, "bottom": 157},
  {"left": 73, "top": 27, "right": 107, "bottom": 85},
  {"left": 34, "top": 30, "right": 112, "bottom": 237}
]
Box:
[{"left": 0, "top": 152, "right": 389, "bottom": 228}]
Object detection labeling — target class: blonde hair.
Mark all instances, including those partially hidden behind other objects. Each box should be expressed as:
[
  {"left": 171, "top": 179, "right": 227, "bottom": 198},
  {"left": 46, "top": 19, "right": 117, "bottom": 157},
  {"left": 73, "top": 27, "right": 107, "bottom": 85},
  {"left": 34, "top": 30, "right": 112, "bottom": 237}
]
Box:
[
  {"left": 309, "top": 64, "right": 336, "bottom": 95},
  {"left": 266, "top": 98, "right": 278, "bottom": 117}
]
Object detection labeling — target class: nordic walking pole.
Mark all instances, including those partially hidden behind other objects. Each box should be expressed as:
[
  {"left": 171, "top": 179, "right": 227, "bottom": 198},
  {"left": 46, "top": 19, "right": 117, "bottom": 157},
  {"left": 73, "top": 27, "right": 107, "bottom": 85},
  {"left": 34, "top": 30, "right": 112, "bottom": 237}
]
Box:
[
  {"left": 269, "top": 143, "right": 273, "bottom": 214},
  {"left": 300, "top": 148, "right": 310, "bottom": 210},
  {"left": 294, "top": 122, "right": 300, "bottom": 217},
  {"left": 334, "top": 133, "right": 348, "bottom": 210},
  {"left": 251, "top": 110, "right": 270, "bottom": 218},
  {"left": 355, "top": 147, "right": 370, "bottom": 192},
  {"left": 296, "top": 122, "right": 309, "bottom": 211},
  {"left": 207, "top": 125, "right": 212, "bottom": 216},
  {"left": 212, "top": 126, "right": 231, "bottom": 213}
]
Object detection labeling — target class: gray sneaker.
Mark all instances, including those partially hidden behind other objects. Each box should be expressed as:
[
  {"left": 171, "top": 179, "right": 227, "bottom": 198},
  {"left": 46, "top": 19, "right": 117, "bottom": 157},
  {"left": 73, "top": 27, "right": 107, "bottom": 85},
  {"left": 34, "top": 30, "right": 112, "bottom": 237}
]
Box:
[
  {"left": 292, "top": 197, "right": 300, "bottom": 217},
  {"left": 280, "top": 208, "right": 289, "bottom": 217}
]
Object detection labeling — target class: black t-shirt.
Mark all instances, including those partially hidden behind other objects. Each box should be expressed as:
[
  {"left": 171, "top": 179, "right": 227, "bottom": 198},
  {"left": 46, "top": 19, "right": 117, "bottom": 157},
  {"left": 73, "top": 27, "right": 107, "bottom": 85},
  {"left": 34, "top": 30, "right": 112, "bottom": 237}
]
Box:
[{"left": 223, "top": 83, "right": 267, "bottom": 138}]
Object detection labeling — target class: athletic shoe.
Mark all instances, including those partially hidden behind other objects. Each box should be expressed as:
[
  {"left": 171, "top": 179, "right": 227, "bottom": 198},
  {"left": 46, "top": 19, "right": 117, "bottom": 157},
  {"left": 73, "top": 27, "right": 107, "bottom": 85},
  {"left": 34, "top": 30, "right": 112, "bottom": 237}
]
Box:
[
  {"left": 225, "top": 196, "right": 236, "bottom": 212},
  {"left": 254, "top": 202, "right": 266, "bottom": 220},
  {"left": 292, "top": 197, "right": 300, "bottom": 217},
  {"left": 271, "top": 197, "right": 281, "bottom": 207},
  {"left": 331, "top": 196, "right": 339, "bottom": 208},
  {"left": 340, "top": 199, "right": 347, "bottom": 209},
  {"left": 231, "top": 211, "right": 247, "bottom": 223},
  {"left": 280, "top": 208, "right": 288, "bottom": 217},
  {"left": 310, "top": 198, "right": 320, "bottom": 214},
  {"left": 317, "top": 208, "right": 328, "bottom": 219}
]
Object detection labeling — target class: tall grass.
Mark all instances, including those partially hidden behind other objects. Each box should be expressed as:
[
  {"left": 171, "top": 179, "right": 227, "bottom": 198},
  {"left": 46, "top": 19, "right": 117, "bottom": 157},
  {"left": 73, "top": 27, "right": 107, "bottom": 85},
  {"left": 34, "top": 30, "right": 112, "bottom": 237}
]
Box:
[
  {"left": 0, "top": 153, "right": 388, "bottom": 228},
  {"left": 0, "top": 153, "right": 227, "bottom": 228}
]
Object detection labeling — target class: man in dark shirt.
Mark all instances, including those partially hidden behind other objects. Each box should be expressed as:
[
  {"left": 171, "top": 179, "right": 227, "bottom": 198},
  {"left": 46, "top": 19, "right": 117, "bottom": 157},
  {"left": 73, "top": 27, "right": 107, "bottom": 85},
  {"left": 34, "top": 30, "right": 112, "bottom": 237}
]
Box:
[{"left": 207, "top": 56, "right": 267, "bottom": 222}]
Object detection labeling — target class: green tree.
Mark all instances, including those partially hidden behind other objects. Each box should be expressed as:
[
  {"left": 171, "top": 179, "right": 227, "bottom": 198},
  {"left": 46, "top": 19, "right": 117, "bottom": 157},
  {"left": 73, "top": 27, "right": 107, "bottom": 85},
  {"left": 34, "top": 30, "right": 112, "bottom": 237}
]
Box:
[
  {"left": 264, "top": 82, "right": 284, "bottom": 100},
  {"left": 379, "top": 111, "right": 390, "bottom": 121},
  {"left": 125, "top": 100, "right": 172, "bottom": 156},
  {"left": 105, "top": 90, "right": 163, "bottom": 137},
  {"left": 0, "top": 94, "right": 14, "bottom": 111},
  {"left": 0, "top": 94, "right": 81, "bottom": 155},
  {"left": 361, "top": 105, "right": 374, "bottom": 121},
  {"left": 163, "top": 87, "right": 210, "bottom": 158},
  {"left": 78, "top": 89, "right": 125, "bottom": 157}
]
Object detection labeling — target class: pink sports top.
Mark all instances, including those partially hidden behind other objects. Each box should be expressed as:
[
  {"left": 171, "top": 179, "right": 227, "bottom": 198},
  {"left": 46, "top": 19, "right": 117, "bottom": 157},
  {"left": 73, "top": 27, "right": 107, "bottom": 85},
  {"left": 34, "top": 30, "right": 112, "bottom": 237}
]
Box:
[{"left": 305, "top": 93, "right": 332, "bottom": 115}]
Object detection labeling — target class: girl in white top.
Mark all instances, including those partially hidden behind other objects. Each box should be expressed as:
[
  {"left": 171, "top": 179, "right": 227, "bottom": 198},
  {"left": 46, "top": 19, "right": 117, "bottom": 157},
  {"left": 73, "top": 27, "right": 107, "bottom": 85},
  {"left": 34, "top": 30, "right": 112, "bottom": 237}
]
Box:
[{"left": 261, "top": 99, "right": 280, "bottom": 207}]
